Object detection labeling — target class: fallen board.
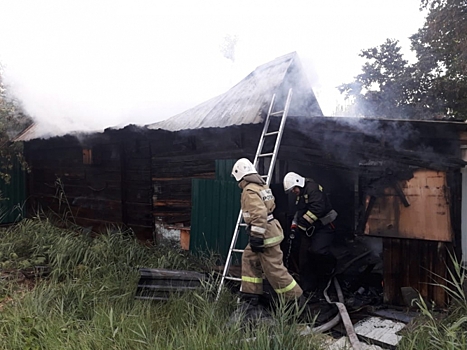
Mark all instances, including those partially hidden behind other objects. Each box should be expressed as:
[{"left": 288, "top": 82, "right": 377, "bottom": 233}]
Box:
[{"left": 135, "top": 268, "right": 206, "bottom": 300}]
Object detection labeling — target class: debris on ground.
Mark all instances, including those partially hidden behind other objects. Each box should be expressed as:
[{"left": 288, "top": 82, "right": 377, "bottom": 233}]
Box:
[
  {"left": 324, "top": 335, "right": 384, "bottom": 350},
  {"left": 354, "top": 316, "right": 406, "bottom": 348},
  {"left": 135, "top": 268, "right": 206, "bottom": 300}
]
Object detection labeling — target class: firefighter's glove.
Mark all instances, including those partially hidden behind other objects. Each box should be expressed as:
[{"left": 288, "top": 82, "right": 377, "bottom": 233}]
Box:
[
  {"left": 297, "top": 217, "right": 310, "bottom": 233},
  {"left": 249, "top": 236, "right": 264, "bottom": 253}
]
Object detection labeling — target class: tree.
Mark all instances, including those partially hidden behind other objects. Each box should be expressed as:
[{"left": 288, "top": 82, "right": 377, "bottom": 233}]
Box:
[
  {"left": 339, "top": 39, "right": 421, "bottom": 119},
  {"left": 0, "top": 63, "right": 32, "bottom": 183},
  {"left": 412, "top": 0, "right": 467, "bottom": 119},
  {"left": 340, "top": 0, "right": 467, "bottom": 120}
]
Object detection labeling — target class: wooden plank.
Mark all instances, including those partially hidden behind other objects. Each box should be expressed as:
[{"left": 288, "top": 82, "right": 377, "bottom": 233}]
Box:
[
  {"left": 383, "top": 238, "right": 400, "bottom": 304},
  {"left": 123, "top": 171, "right": 151, "bottom": 182},
  {"left": 152, "top": 174, "right": 215, "bottom": 181},
  {"left": 365, "top": 169, "right": 453, "bottom": 242},
  {"left": 154, "top": 199, "right": 190, "bottom": 208},
  {"left": 124, "top": 189, "right": 152, "bottom": 203},
  {"left": 430, "top": 242, "right": 449, "bottom": 306},
  {"left": 153, "top": 213, "right": 191, "bottom": 224},
  {"left": 383, "top": 238, "right": 447, "bottom": 306}
]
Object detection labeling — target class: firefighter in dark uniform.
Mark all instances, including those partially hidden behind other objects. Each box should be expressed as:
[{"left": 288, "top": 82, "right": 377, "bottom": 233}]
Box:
[
  {"left": 283, "top": 172, "right": 338, "bottom": 297},
  {"left": 230, "top": 159, "right": 303, "bottom": 319}
]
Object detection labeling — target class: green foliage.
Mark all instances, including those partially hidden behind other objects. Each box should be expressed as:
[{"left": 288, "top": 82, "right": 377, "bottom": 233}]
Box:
[
  {"left": 413, "top": 0, "right": 467, "bottom": 120},
  {"left": 0, "top": 218, "right": 325, "bottom": 349},
  {"left": 340, "top": 0, "right": 467, "bottom": 120},
  {"left": 339, "top": 39, "right": 420, "bottom": 119},
  {"left": 0, "top": 63, "right": 31, "bottom": 182},
  {"left": 397, "top": 253, "right": 467, "bottom": 350}
]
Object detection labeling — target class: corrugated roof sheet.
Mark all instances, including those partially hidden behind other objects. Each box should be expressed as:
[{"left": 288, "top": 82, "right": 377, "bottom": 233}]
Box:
[{"left": 147, "top": 52, "right": 322, "bottom": 131}]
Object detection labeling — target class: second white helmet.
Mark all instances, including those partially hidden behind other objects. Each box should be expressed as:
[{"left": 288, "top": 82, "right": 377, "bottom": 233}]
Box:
[
  {"left": 231, "top": 158, "right": 257, "bottom": 181},
  {"left": 283, "top": 172, "right": 305, "bottom": 192}
]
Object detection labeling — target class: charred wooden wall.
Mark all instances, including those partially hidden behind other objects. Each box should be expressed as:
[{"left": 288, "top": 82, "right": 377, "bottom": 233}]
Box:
[
  {"left": 118, "top": 127, "right": 153, "bottom": 240},
  {"left": 24, "top": 126, "right": 154, "bottom": 240},
  {"left": 23, "top": 117, "right": 466, "bottom": 307},
  {"left": 278, "top": 117, "right": 465, "bottom": 306},
  {"left": 25, "top": 133, "right": 124, "bottom": 230},
  {"left": 23, "top": 124, "right": 266, "bottom": 239},
  {"left": 383, "top": 239, "right": 451, "bottom": 306},
  {"left": 148, "top": 125, "right": 263, "bottom": 225}
]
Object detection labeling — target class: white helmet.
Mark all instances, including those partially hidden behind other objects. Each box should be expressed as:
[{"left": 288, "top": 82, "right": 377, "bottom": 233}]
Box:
[
  {"left": 283, "top": 172, "right": 305, "bottom": 192},
  {"left": 231, "top": 158, "right": 257, "bottom": 181}
]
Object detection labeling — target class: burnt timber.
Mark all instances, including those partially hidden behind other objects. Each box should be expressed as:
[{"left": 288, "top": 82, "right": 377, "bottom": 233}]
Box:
[{"left": 23, "top": 116, "right": 467, "bottom": 306}]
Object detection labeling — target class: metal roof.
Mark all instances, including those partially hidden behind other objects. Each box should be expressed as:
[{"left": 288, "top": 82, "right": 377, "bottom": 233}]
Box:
[
  {"left": 13, "top": 123, "right": 37, "bottom": 142},
  {"left": 146, "top": 52, "right": 323, "bottom": 131}
]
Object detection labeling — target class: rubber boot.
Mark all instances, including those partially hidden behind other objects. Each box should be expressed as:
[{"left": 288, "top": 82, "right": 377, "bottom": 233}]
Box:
[
  {"left": 227, "top": 293, "right": 273, "bottom": 328},
  {"left": 298, "top": 294, "right": 307, "bottom": 309},
  {"left": 276, "top": 293, "right": 307, "bottom": 320}
]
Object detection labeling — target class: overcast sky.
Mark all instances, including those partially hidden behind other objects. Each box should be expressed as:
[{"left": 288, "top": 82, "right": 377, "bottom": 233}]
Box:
[{"left": 0, "top": 0, "right": 427, "bottom": 137}]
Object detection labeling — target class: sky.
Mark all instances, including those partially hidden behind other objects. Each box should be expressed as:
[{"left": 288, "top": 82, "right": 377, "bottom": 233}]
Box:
[{"left": 0, "top": 0, "right": 427, "bottom": 137}]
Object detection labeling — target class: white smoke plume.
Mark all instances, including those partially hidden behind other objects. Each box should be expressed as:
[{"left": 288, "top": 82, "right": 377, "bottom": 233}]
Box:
[{"left": 0, "top": 0, "right": 426, "bottom": 138}]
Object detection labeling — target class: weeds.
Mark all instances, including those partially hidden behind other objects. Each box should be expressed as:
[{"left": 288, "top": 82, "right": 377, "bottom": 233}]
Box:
[
  {"left": 397, "top": 252, "right": 467, "bottom": 350},
  {"left": 0, "top": 218, "right": 324, "bottom": 349},
  {"left": 54, "top": 177, "right": 76, "bottom": 224}
]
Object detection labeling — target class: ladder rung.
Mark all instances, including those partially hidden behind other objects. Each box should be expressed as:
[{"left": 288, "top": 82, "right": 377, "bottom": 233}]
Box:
[
  {"left": 258, "top": 153, "right": 273, "bottom": 158},
  {"left": 232, "top": 249, "right": 244, "bottom": 253},
  {"left": 225, "top": 276, "right": 242, "bottom": 282},
  {"left": 260, "top": 175, "right": 268, "bottom": 178},
  {"left": 239, "top": 223, "right": 248, "bottom": 227},
  {"left": 270, "top": 110, "right": 284, "bottom": 116},
  {"left": 264, "top": 131, "right": 279, "bottom": 136}
]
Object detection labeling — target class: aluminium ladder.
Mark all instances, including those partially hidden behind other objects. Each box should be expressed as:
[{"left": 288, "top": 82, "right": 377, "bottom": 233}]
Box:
[{"left": 216, "top": 88, "right": 293, "bottom": 300}]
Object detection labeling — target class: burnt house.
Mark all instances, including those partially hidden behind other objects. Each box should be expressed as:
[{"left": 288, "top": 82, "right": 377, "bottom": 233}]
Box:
[{"left": 21, "top": 52, "right": 467, "bottom": 306}]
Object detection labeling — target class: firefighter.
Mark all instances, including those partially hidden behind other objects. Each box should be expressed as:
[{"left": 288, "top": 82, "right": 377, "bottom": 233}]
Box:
[
  {"left": 283, "top": 172, "right": 338, "bottom": 298},
  {"left": 230, "top": 158, "right": 303, "bottom": 318}
]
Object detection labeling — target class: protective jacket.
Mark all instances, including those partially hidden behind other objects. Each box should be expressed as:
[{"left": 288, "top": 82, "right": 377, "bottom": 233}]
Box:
[
  {"left": 292, "top": 178, "right": 337, "bottom": 294},
  {"left": 239, "top": 176, "right": 283, "bottom": 248},
  {"left": 239, "top": 174, "right": 302, "bottom": 300},
  {"left": 294, "top": 178, "right": 334, "bottom": 232}
]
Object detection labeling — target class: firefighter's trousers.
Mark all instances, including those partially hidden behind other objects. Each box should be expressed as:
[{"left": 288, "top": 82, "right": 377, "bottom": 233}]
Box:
[
  {"left": 241, "top": 243, "right": 302, "bottom": 300},
  {"left": 299, "top": 224, "right": 336, "bottom": 294}
]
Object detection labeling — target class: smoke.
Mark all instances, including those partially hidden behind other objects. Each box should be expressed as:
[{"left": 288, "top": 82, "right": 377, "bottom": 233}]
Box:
[
  {"left": 220, "top": 35, "right": 238, "bottom": 63},
  {"left": 335, "top": 117, "right": 420, "bottom": 151},
  {"left": 0, "top": 1, "right": 427, "bottom": 139}
]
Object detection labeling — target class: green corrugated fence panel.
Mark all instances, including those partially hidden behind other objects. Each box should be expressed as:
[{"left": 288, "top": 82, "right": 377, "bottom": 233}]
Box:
[
  {"left": 215, "top": 159, "right": 237, "bottom": 181},
  {"left": 0, "top": 157, "right": 26, "bottom": 224},
  {"left": 190, "top": 178, "right": 247, "bottom": 263}
]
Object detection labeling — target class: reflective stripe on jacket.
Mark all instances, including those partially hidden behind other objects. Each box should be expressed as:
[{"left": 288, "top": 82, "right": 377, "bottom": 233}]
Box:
[
  {"left": 294, "top": 179, "right": 333, "bottom": 230},
  {"left": 239, "top": 180, "right": 283, "bottom": 248}
]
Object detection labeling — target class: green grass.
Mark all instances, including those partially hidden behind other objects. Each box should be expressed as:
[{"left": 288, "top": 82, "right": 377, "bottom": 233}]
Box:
[
  {"left": 0, "top": 218, "right": 324, "bottom": 349},
  {"left": 4, "top": 217, "right": 467, "bottom": 349},
  {"left": 397, "top": 252, "right": 467, "bottom": 350}
]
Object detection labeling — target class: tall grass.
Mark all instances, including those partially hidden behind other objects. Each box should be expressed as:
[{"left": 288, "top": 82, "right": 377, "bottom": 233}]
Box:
[
  {"left": 0, "top": 218, "right": 324, "bottom": 349},
  {"left": 397, "top": 252, "right": 467, "bottom": 350}
]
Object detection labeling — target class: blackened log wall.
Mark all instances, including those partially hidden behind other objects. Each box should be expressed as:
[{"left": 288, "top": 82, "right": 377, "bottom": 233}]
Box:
[
  {"left": 148, "top": 125, "right": 262, "bottom": 226},
  {"left": 24, "top": 124, "right": 264, "bottom": 240},
  {"left": 24, "top": 127, "right": 154, "bottom": 240},
  {"left": 22, "top": 117, "right": 465, "bottom": 307},
  {"left": 119, "top": 128, "right": 153, "bottom": 240},
  {"left": 25, "top": 133, "right": 124, "bottom": 230}
]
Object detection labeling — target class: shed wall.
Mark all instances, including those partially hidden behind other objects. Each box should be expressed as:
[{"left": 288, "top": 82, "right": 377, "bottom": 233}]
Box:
[
  {"left": 22, "top": 118, "right": 465, "bottom": 307},
  {"left": 0, "top": 156, "right": 26, "bottom": 224}
]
